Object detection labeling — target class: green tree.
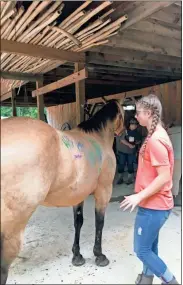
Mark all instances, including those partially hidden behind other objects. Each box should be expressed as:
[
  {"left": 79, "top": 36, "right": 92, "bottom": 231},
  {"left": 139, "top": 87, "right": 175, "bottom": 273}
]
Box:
[
  {"left": 0, "top": 107, "right": 12, "bottom": 117},
  {"left": 0, "top": 106, "right": 46, "bottom": 119}
]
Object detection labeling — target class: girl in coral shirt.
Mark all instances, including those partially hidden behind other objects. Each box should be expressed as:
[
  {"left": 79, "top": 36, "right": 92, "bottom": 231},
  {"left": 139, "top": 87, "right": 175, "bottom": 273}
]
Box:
[{"left": 120, "top": 94, "right": 179, "bottom": 284}]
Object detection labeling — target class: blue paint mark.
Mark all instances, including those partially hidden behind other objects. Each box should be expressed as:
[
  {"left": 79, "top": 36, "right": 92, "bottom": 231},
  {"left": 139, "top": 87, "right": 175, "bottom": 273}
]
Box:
[{"left": 77, "top": 142, "right": 84, "bottom": 152}]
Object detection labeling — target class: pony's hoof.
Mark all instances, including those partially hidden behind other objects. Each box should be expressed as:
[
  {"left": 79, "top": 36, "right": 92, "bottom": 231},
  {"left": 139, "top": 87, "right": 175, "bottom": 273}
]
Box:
[
  {"left": 95, "top": 255, "right": 109, "bottom": 267},
  {"left": 72, "top": 254, "right": 85, "bottom": 266}
]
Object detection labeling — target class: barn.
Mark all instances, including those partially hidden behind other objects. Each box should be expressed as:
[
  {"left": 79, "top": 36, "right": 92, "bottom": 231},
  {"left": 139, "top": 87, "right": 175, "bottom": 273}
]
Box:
[{"left": 1, "top": 1, "right": 182, "bottom": 284}]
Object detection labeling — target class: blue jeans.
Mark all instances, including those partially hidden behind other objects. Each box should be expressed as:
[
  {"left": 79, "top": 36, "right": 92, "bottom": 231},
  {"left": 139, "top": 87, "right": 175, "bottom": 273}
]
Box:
[
  {"left": 118, "top": 151, "right": 135, "bottom": 174},
  {"left": 134, "top": 207, "right": 171, "bottom": 278}
]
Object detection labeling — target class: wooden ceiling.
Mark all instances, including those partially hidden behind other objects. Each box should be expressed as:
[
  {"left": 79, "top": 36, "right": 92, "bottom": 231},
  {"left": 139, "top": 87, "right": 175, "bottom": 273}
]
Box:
[{"left": 1, "top": 1, "right": 182, "bottom": 107}]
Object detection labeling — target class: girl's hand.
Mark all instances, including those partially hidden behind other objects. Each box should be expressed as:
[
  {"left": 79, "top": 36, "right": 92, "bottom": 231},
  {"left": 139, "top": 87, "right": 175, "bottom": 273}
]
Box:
[{"left": 120, "top": 193, "right": 142, "bottom": 212}]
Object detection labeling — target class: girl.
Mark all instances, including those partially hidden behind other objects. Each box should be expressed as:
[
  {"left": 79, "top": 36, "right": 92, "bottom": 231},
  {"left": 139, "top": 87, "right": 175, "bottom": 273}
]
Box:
[{"left": 120, "top": 94, "right": 179, "bottom": 284}]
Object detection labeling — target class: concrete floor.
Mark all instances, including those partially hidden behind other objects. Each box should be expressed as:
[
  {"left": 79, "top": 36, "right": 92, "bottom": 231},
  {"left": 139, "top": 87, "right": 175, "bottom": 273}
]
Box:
[{"left": 7, "top": 183, "right": 181, "bottom": 284}]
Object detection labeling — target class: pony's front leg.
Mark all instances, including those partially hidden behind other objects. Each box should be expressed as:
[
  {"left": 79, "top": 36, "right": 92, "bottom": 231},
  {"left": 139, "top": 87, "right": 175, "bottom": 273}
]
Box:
[
  {"left": 72, "top": 201, "right": 85, "bottom": 266},
  {"left": 93, "top": 185, "right": 112, "bottom": 267}
]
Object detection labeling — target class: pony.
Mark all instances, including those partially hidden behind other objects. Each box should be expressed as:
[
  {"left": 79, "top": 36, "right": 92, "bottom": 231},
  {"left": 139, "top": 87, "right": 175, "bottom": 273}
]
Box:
[{"left": 1, "top": 99, "right": 125, "bottom": 284}]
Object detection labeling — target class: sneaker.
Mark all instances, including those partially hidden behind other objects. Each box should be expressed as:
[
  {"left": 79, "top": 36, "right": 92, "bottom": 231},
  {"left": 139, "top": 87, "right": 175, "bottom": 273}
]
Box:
[
  {"left": 135, "top": 273, "right": 154, "bottom": 284},
  {"left": 161, "top": 277, "right": 179, "bottom": 284}
]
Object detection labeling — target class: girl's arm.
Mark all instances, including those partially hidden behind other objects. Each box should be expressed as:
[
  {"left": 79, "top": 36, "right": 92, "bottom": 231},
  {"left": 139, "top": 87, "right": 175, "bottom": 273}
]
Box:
[{"left": 138, "top": 165, "right": 170, "bottom": 201}]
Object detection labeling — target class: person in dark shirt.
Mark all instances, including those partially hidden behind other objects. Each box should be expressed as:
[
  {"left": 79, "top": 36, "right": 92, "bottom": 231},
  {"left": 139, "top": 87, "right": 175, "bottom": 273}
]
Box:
[{"left": 116, "top": 118, "right": 141, "bottom": 185}]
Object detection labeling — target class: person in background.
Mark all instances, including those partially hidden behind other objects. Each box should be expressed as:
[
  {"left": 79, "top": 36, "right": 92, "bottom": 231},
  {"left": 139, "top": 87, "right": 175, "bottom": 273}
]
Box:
[
  {"left": 116, "top": 118, "right": 142, "bottom": 185},
  {"left": 120, "top": 94, "right": 179, "bottom": 284}
]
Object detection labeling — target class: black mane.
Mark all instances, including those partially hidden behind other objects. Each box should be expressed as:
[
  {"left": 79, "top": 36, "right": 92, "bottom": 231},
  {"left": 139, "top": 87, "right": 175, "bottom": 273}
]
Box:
[{"left": 78, "top": 100, "right": 120, "bottom": 133}]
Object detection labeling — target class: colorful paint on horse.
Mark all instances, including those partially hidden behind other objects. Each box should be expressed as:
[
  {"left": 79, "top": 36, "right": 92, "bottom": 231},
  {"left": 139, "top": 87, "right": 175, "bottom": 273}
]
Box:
[
  {"left": 87, "top": 138, "right": 102, "bottom": 167},
  {"left": 89, "top": 138, "right": 102, "bottom": 161},
  {"left": 62, "top": 135, "right": 74, "bottom": 149},
  {"left": 77, "top": 142, "right": 84, "bottom": 152},
  {"left": 74, "top": 154, "right": 82, "bottom": 159}
]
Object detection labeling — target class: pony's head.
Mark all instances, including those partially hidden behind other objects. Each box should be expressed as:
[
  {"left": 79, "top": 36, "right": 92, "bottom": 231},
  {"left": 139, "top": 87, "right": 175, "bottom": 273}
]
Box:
[
  {"left": 78, "top": 99, "right": 125, "bottom": 136},
  {"left": 112, "top": 100, "right": 125, "bottom": 136}
]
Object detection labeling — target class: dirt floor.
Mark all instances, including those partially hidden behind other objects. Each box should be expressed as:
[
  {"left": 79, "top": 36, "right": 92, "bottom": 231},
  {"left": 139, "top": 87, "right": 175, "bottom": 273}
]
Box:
[{"left": 7, "top": 182, "right": 181, "bottom": 284}]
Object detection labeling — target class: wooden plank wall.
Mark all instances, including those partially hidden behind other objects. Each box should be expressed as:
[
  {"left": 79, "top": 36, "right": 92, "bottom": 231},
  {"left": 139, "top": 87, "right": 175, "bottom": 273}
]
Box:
[
  {"left": 155, "top": 80, "right": 181, "bottom": 125},
  {"left": 46, "top": 80, "right": 181, "bottom": 129},
  {"left": 46, "top": 102, "right": 76, "bottom": 130}
]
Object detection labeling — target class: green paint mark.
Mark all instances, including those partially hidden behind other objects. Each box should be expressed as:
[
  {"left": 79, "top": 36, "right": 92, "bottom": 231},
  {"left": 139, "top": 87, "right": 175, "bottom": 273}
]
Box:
[
  {"left": 87, "top": 138, "right": 102, "bottom": 166},
  {"left": 88, "top": 139, "right": 102, "bottom": 161},
  {"left": 62, "top": 135, "right": 74, "bottom": 149}
]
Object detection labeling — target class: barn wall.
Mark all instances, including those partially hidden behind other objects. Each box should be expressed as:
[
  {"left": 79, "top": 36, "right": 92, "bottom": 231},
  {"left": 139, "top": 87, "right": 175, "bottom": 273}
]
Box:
[
  {"left": 88, "top": 80, "right": 182, "bottom": 126},
  {"left": 127, "top": 79, "right": 182, "bottom": 126},
  {"left": 46, "top": 102, "right": 76, "bottom": 130},
  {"left": 46, "top": 80, "right": 181, "bottom": 129},
  {"left": 157, "top": 80, "right": 181, "bottom": 126}
]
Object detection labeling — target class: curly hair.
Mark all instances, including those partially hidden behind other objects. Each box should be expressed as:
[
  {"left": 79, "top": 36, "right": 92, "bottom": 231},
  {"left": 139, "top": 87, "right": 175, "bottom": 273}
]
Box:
[{"left": 136, "top": 94, "right": 162, "bottom": 158}]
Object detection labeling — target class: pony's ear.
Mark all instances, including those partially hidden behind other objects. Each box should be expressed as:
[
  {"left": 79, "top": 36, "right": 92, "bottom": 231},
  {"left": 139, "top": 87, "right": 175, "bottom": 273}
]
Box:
[{"left": 119, "top": 95, "right": 125, "bottom": 105}]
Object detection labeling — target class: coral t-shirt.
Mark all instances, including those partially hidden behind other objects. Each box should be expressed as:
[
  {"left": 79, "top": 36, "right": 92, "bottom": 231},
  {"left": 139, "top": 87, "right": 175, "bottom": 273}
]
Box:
[{"left": 135, "top": 125, "right": 174, "bottom": 210}]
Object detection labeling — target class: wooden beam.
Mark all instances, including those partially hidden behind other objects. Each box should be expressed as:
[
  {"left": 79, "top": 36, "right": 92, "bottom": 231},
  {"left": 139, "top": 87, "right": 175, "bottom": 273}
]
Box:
[
  {"left": 1, "top": 71, "right": 43, "bottom": 82},
  {"left": 1, "top": 39, "right": 86, "bottom": 63},
  {"left": 120, "top": 1, "right": 174, "bottom": 30},
  {"left": 87, "top": 51, "right": 181, "bottom": 71},
  {"left": 88, "top": 65, "right": 181, "bottom": 79},
  {"left": 89, "top": 46, "right": 181, "bottom": 65},
  {"left": 87, "top": 79, "right": 164, "bottom": 88},
  {"left": 75, "top": 63, "right": 85, "bottom": 125},
  {"left": 150, "top": 5, "right": 181, "bottom": 26},
  {"left": 107, "top": 35, "right": 181, "bottom": 57},
  {"left": 148, "top": 18, "right": 182, "bottom": 31},
  {"left": 129, "top": 20, "right": 181, "bottom": 40},
  {"left": 119, "top": 29, "right": 181, "bottom": 51},
  {"left": 87, "top": 79, "right": 128, "bottom": 86},
  {"left": 32, "top": 68, "right": 88, "bottom": 97},
  {"left": 11, "top": 89, "right": 17, "bottom": 116},
  {"left": 36, "top": 80, "right": 45, "bottom": 121},
  {"left": 87, "top": 83, "right": 172, "bottom": 104},
  {"left": 0, "top": 91, "right": 12, "bottom": 102},
  {"left": 88, "top": 74, "right": 139, "bottom": 82}
]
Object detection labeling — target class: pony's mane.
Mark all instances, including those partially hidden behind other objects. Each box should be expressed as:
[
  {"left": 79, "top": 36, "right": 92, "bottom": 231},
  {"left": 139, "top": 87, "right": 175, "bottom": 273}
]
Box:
[{"left": 78, "top": 100, "right": 120, "bottom": 133}]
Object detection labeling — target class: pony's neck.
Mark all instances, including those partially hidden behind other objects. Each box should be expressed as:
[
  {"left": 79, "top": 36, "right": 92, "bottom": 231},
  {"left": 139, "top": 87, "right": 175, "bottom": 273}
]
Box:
[{"left": 100, "top": 120, "right": 115, "bottom": 146}]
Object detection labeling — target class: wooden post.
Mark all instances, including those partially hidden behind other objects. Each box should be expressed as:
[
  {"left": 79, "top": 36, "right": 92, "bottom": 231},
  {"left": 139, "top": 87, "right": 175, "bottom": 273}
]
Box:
[
  {"left": 32, "top": 69, "right": 88, "bottom": 97},
  {"left": 11, "top": 89, "right": 17, "bottom": 116},
  {"left": 36, "top": 80, "right": 45, "bottom": 121},
  {"left": 75, "top": 63, "right": 85, "bottom": 125}
]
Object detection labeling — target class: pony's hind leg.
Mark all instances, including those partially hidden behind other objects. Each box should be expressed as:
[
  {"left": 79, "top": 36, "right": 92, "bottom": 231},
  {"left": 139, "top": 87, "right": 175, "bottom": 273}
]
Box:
[
  {"left": 1, "top": 235, "right": 8, "bottom": 285},
  {"left": 93, "top": 208, "right": 109, "bottom": 267},
  {"left": 93, "top": 185, "right": 112, "bottom": 267},
  {"left": 1, "top": 232, "right": 22, "bottom": 285},
  {"left": 72, "top": 201, "right": 85, "bottom": 266}
]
